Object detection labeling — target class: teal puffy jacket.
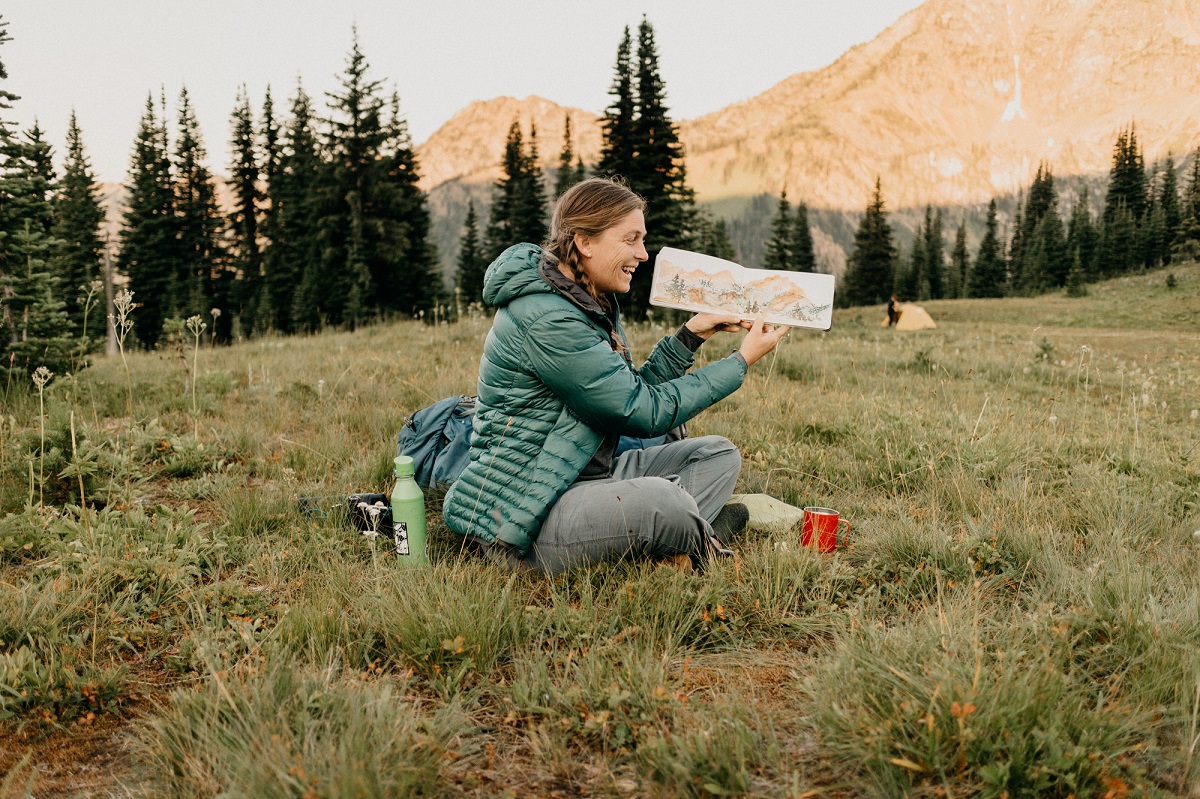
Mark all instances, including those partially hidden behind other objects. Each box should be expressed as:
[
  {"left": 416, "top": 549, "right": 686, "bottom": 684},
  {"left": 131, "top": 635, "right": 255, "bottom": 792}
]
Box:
[{"left": 442, "top": 243, "right": 748, "bottom": 554}]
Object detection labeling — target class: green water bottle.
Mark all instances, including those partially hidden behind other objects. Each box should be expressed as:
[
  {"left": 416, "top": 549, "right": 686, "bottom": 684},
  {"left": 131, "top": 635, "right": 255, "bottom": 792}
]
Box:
[{"left": 390, "top": 455, "right": 428, "bottom": 565}]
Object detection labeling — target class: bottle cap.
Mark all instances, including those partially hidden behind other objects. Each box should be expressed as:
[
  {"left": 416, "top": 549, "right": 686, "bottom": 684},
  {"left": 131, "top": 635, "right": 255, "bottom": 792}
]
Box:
[{"left": 393, "top": 455, "right": 415, "bottom": 477}]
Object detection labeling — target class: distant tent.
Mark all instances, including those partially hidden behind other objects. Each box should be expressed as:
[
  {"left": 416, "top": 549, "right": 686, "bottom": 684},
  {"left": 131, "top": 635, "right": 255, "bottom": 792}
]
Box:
[{"left": 881, "top": 302, "right": 937, "bottom": 330}]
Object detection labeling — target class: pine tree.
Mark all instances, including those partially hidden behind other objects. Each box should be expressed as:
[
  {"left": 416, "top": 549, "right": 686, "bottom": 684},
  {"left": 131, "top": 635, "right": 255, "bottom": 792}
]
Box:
[
  {"left": 269, "top": 82, "right": 323, "bottom": 333},
  {"left": 1064, "top": 250, "right": 1087, "bottom": 297},
  {"left": 968, "top": 200, "right": 1005, "bottom": 298},
  {"left": 12, "top": 121, "right": 55, "bottom": 237},
  {"left": 512, "top": 121, "right": 547, "bottom": 244},
  {"left": 1066, "top": 189, "right": 1099, "bottom": 283},
  {"left": 1172, "top": 150, "right": 1200, "bottom": 261},
  {"left": 554, "top": 114, "right": 582, "bottom": 199},
  {"left": 52, "top": 111, "right": 105, "bottom": 342},
  {"left": 227, "top": 86, "right": 262, "bottom": 336},
  {"left": 378, "top": 90, "right": 442, "bottom": 318},
  {"left": 174, "top": 87, "right": 229, "bottom": 338},
  {"left": 924, "top": 207, "right": 945, "bottom": 298},
  {"left": 1159, "top": 154, "right": 1180, "bottom": 265},
  {"left": 762, "top": 191, "right": 792, "bottom": 270},
  {"left": 692, "top": 209, "right": 737, "bottom": 261},
  {"left": 1102, "top": 125, "right": 1146, "bottom": 274},
  {"left": 484, "top": 119, "right": 531, "bottom": 262},
  {"left": 841, "top": 178, "right": 895, "bottom": 306},
  {"left": 791, "top": 202, "right": 816, "bottom": 272},
  {"left": 455, "top": 201, "right": 486, "bottom": 307},
  {"left": 596, "top": 26, "right": 636, "bottom": 182},
  {"left": 1011, "top": 165, "right": 1066, "bottom": 292},
  {"left": 0, "top": 220, "right": 72, "bottom": 375},
  {"left": 948, "top": 218, "right": 968, "bottom": 299},
  {"left": 902, "top": 224, "right": 925, "bottom": 300},
  {"left": 117, "top": 95, "right": 176, "bottom": 346},
  {"left": 1100, "top": 202, "right": 1138, "bottom": 277},
  {"left": 1007, "top": 197, "right": 1024, "bottom": 293}
]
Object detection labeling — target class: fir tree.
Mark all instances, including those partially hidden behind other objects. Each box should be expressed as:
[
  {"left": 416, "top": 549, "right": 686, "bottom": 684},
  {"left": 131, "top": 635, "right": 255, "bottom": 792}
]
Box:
[
  {"left": 378, "top": 90, "right": 442, "bottom": 318},
  {"left": 1159, "top": 154, "right": 1180, "bottom": 264},
  {"left": 455, "top": 201, "right": 486, "bottom": 307},
  {"left": 511, "top": 121, "right": 547, "bottom": 244},
  {"left": 902, "top": 225, "right": 926, "bottom": 300},
  {"left": 318, "top": 33, "right": 440, "bottom": 326},
  {"left": 52, "top": 111, "right": 104, "bottom": 341},
  {"left": 1066, "top": 188, "right": 1099, "bottom": 283},
  {"left": 762, "top": 191, "right": 792, "bottom": 270},
  {"left": 968, "top": 200, "right": 1005, "bottom": 298},
  {"left": 554, "top": 114, "right": 582, "bottom": 199},
  {"left": 173, "top": 87, "right": 228, "bottom": 338},
  {"left": 227, "top": 86, "right": 262, "bottom": 336},
  {"left": 11, "top": 121, "right": 56, "bottom": 237},
  {"left": 1064, "top": 250, "right": 1087, "bottom": 297},
  {"left": 0, "top": 220, "right": 72, "bottom": 375},
  {"left": 1172, "top": 150, "right": 1200, "bottom": 261},
  {"left": 483, "top": 119, "right": 532, "bottom": 262},
  {"left": 1104, "top": 125, "right": 1147, "bottom": 226},
  {"left": 692, "top": 209, "right": 736, "bottom": 261},
  {"left": 1007, "top": 197, "right": 1024, "bottom": 293},
  {"left": 269, "top": 82, "right": 323, "bottom": 333},
  {"left": 1100, "top": 202, "right": 1138, "bottom": 277},
  {"left": 841, "top": 178, "right": 895, "bottom": 306},
  {"left": 596, "top": 26, "right": 636, "bottom": 181},
  {"left": 924, "top": 206, "right": 944, "bottom": 298},
  {"left": 948, "top": 218, "right": 968, "bottom": 299},
  {"left": 117, "top": 95, "right": 176, "bottom": 346},
  {"left": 791, "top": 202, "right": 816, "bottom": 272}
]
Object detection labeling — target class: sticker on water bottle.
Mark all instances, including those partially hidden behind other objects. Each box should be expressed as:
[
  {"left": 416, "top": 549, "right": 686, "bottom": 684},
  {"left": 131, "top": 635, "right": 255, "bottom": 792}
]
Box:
[{"left": 393, "top": 521, "right": 410, "bottom": 555}]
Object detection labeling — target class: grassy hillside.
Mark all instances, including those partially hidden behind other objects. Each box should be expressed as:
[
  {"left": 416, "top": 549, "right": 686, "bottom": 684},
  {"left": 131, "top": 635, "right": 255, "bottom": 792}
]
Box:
[{"left": 1, "top": 265, "right": 1198, "bottom": 796}]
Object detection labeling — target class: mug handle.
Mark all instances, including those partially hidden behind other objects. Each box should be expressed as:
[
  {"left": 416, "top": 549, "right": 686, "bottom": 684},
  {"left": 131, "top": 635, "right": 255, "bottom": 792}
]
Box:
[{"left": 836, "top": 518, "right": 851, "bottom": 548}]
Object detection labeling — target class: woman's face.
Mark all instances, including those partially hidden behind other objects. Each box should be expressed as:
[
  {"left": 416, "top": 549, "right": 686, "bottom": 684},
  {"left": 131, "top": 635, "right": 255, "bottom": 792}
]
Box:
[{"left": 575, "top": 209, "right": 648, "bottom": 294}]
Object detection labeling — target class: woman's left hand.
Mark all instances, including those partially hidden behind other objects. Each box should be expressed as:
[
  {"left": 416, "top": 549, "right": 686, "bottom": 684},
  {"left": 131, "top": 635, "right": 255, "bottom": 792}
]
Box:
[{"left": 684, "top": 312, "right": 750, "bottom": 341}]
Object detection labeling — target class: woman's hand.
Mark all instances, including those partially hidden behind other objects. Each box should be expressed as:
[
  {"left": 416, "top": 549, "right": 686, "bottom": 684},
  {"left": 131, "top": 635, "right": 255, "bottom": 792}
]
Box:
[
  {"left": 684, "top": 312, "right": 748, "bottom": 341},
  {"left": 738, "top": 314, "right": 789, "bottom": 366}
]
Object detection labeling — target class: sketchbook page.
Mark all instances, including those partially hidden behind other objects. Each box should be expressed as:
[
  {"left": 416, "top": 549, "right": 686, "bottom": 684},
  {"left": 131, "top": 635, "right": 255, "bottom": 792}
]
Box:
[{"left": 649, "top": 247, "right": 836, "bottom": 330}]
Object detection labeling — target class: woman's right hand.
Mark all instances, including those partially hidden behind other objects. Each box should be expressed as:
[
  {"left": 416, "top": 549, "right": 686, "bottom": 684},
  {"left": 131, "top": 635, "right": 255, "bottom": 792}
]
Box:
[{"left": 738, "top": 315, "right": 790, "bottom": 366}]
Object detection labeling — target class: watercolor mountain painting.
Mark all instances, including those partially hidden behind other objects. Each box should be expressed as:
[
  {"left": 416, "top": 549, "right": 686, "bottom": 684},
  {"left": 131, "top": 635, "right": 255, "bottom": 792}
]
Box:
[{"left": 649, "top": 247, "right": 835, "bottom": 330}]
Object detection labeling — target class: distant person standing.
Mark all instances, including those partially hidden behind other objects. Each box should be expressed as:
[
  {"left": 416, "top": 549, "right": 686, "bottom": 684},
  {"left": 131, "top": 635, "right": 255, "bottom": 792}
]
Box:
[{"left": 887, "top": 294, "right": 900, "bottom": 327}]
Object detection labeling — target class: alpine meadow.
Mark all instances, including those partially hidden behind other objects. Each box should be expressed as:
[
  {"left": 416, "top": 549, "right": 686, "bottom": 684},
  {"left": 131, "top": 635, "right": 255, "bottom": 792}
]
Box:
[{"left": 4, "top": 1, "right": 1200, "bottom": 797}]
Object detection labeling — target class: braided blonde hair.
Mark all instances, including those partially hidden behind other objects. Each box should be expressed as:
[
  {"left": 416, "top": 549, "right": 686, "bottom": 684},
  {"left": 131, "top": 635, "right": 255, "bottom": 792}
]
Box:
[{"left": 543, "top": 177, "right": 646, "bottom": 314}]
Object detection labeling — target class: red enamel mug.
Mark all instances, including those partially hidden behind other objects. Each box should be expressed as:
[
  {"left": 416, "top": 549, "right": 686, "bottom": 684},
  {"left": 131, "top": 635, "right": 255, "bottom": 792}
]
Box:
[{"left": 800, "top": 507, "right": 850, "bottom": 553}]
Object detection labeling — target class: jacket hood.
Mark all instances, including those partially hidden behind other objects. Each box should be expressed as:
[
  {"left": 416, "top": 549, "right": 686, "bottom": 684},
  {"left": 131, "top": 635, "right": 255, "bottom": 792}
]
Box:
[{"left": 482, "top": 244, "right": 554, "bottom": 307}]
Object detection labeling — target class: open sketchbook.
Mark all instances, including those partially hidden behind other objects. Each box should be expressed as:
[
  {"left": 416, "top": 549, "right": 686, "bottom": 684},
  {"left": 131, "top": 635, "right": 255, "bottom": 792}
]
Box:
[{"left": 649, "top": 247, "right": 835, "bottom": 330}]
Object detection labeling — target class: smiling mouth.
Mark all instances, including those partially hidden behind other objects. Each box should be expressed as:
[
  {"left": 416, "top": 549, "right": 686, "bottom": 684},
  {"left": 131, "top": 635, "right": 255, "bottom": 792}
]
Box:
[{"left": 622, "top": 265, "right": 637, "bottom": 276}]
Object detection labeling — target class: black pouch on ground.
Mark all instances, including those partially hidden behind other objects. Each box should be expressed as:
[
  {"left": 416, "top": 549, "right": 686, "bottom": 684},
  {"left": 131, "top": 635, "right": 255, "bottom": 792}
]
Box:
[{"left": 298, "top": 493, "right": 392, "bottom": 534}]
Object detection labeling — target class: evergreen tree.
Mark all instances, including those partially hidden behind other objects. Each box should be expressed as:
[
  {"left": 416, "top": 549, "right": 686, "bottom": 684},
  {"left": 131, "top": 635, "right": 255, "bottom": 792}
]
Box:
[
  {"left": 1100, "top": 202, "right": 1138, "bottom": 277},
  {"left": 692, "top": 209, "right": 736, "bottom": 261},
  {"left": 379, "top": 90, "right": 442, "bottom": 318},
  {"left": 11, "top": 121, "right": 56, "bottom": 237},
  {"left": 923, "top": 206, "right": 945, "bottom": 298},
  {"left": 116, "top": 95, "right": 176, "bottom": 346},
  {"left": 1007, "top": 197, "right": 1024, "bottom": 293},
  {"left": 1139, "top": 172, "right": 1165, "bottom": 269},
  {"left": 260, "top": 86, "right": 281, "bottom": 189},
  {"left": 1104, "top": 125, "right": 1147, "bottom": 225},
  {"left": 269, "top": 82, "right": 323, "bottom": 333},
  {"left": 317, "top": 33, "right": 441, "bottom": 326},
  {"left": 1101, "top": 125, "right": 1146, "bottom": 275},
  {"left": 948, "top": 218, "right": 968, "bottom": 299},
  {"left": 0, "top": 220, "right": 72, "bottom": 375},
  {"left": 968, "top": 200, "right": 1005, "bottom": 298},
  {"left": 762, "top": 191, "right": 792, "bottom": 270},
  {"left": 596, "top": 26, "right": 636, "bottom": 182},
  {"left": 227, "top": 86, "right": 262, "bottom": 336},
  {"left": 791, "top": 202, "right": 816, "bottom": 272},
  {"left": 1064, "top": 250, "right": 1087, "bottom": 297},
  {"left": 173, "top": 87, "right": 229, "bottom": 338},
  {"left": 1159, "top": 154, "right": 1181, "bottom": 264},
  {"left": 511, "top": 121, "right": 547, "bottom": 244},
  {"left": 52, "top": 110, "right": 105, "bottom": 342},
  {"left": 455, "top": 201, "right": 487, "bottom": 307},
  {"left": 1066, "top": 188, "right": 1099, "bottom": 283},
  {"left": 487, "top": 119, "right": 544, "bottom": 260},
  {"left": 554, "top": 114, "right": 582, "bottom": 199},
  {"left": 624, "top": 17, "right": 694, "bottom": 314},
  {"left": 841, "top": 178, "right": 895, "bottom": 306},
  {"left": 1172, "top": 150, "right": 1200, "bottom": 261}
]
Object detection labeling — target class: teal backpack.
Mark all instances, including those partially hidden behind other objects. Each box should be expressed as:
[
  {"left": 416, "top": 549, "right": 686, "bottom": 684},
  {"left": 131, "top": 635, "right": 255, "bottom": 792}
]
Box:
[{"left": 396, "top": 396, "right": 476, "bottom": 490}]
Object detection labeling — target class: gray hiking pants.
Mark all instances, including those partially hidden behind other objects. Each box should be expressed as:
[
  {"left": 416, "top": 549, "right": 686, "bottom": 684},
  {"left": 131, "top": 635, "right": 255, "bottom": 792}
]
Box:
[{"left": 519, "top": 435, "right": 741, "bottom": 575}]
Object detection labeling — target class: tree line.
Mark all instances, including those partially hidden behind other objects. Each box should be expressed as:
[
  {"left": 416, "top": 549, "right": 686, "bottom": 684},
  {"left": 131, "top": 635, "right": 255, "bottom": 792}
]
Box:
[{"left": 840, "top": 124, "right": 1200, "bottom": 307}]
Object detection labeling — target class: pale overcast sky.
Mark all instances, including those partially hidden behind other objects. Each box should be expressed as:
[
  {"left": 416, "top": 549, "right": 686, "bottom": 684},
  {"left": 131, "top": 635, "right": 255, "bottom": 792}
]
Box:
[{"left": 3, "top": 1, "right": 924, "bottom": 183}]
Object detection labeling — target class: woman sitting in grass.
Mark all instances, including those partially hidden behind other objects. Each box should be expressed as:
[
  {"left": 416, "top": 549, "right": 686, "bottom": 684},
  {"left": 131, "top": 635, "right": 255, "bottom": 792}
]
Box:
[{"left": 443, "top": 177, "right": 787, "bottom": 574}]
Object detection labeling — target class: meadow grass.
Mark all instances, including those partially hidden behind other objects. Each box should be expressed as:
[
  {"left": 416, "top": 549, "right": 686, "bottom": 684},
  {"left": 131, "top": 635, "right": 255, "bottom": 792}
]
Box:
[{"left": 1, "top": 264, "right": 1198, "bottom": 796}]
